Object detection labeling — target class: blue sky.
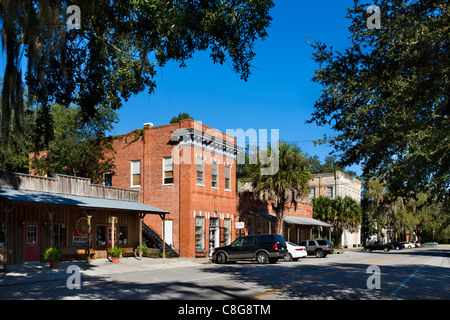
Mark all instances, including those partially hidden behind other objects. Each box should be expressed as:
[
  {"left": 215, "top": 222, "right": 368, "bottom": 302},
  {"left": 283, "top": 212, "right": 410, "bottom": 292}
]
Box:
[
  {"left": 112, "top": 1, "right": 361, "bottom": 174},
  {"left": 1, "top": 1, "right": 361, "bottom": 174}
]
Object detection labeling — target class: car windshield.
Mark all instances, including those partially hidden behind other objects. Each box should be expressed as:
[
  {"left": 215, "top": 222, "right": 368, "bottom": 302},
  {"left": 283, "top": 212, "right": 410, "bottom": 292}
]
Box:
[{"left": 287, "top": 242, "right": 297, "bottom": 246}]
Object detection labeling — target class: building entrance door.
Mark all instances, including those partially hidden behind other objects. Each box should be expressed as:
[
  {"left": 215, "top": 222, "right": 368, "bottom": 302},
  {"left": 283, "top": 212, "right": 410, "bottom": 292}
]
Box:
[
  {"left": 209, "top": 218, "right": 220, "bottom": 256},
  {"left": 24, "top": 223, "right": 40, "bottom": 262}
]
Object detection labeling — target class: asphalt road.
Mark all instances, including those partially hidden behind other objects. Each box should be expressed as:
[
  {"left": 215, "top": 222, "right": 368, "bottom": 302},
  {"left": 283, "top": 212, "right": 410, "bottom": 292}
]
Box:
[{"left": 0, "top": 245, "right": 448, "bottom": 301}]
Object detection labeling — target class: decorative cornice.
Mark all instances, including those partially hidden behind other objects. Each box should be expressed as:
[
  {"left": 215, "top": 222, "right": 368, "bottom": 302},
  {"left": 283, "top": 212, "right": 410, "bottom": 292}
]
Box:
[{"left": 171, "top": 128, "right": 243, "bottom": 160}]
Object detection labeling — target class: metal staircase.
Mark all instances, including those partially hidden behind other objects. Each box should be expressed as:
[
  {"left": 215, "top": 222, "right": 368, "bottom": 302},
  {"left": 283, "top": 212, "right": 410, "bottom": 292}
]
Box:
[{"left": 141, "top": 222, "right": 179, "bottom": 257}]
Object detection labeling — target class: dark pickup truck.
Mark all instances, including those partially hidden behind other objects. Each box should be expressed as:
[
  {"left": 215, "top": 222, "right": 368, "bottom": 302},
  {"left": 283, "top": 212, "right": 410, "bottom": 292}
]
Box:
[{"left": 363, "top": 242, "right": 393, "bottom": 252}]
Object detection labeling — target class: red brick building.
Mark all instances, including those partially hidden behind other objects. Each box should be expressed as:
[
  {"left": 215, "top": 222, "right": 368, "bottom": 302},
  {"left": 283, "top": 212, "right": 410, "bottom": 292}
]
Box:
[{"left": 108, "top": 120, "right": 240, "bottom": 258}]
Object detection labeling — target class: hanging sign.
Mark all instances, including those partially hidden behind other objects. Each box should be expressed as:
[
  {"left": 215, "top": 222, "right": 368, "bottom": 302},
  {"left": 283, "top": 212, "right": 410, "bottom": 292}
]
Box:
[{"left": 235, "top": 221, "right": 245, "bottom": 229}]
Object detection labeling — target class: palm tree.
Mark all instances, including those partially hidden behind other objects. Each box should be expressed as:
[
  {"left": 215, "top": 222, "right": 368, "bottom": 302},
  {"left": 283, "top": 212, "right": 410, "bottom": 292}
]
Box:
[
  {"left": 312, "top": 195, "right": 361, "bottom": 246},
  {"left": 251, "top": 141, "right": 311, "bottom": 235}
]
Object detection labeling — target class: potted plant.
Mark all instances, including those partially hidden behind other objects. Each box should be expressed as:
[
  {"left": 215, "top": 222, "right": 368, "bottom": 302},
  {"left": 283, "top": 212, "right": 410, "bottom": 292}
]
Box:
[
  {"left": 43, "top": 248, "right": 62, "bottom": 268},
  {"left": 107, "top": 246, "right": 122, "bottom": 263},
  {"left": 135, "top": 244, "right": 148, "bottom": 257}
]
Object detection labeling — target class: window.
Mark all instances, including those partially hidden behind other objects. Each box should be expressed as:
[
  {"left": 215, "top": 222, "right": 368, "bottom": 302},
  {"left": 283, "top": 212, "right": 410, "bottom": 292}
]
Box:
[
  {"left": 163, "top": 157, "right": 173, "bottom": 184},
  {"left": 225, "top": 165, "right": 231, "bottom": 190},
  {"left": 131, "top": 160, "right": 141, "bottom": 187},
  {"left": 96, "top": 226, "right": 106, "bottom": 246},
  {"left": 53, "top": 224, "right": 66, "bottom": 248},
  {"left": 309, "top": 187, "right": 315, "bottom": 199},
  {"left": 243, "top": 236, "right": 255, "bottom": 246},
  {"left": 326, "top": 186, "right": 333, "bottom": 198},
  {"left": 211, "top": 161, "right": 218, "bottom": 188},
  {"left": 195, "top": 217, "right": 205, "bottom": 250},
  {"left": 119, "top": 226, "right": 128, "bottom": 246},
  {"left": 104, "top": 172, "right": 112, "bottom": 187},
  {"left": 27, "top": 225, "right": 38, "bottom": 244},
  {"left": 223, "top": 219, "right": 231, "bottom": 245},
  {"left": 196, "top": 157, "right": 204, "bottom": 185},
  {"left": 0, "top": 223, "right": 5, "bottom": 249}
]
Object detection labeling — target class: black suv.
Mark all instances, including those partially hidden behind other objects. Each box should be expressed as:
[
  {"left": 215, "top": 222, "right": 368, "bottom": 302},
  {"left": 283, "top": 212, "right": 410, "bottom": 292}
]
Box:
[
  {"left": 212, "top": 234, "right": 287, "bottom": 264},
  {"left": 298, "top": 239, "right": 333, "bottom": 258}
]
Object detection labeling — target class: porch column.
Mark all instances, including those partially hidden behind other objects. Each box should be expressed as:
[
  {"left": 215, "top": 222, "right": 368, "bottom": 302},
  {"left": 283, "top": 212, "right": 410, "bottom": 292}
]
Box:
[
  {"left": 138, "top": 213, "right": 146, "bottom": 260},
  {"left": 2, "top": 205, "right": 14, "bottom": 272},
  {"left": 110, "top": 214, "right": 117, "bottom": 248},
  {"left": 86, "top": 213, "right": 93, "bottom": 264},
  {"left": 47, "top": 208, "right": 56, "bottom": 248},
  {"left": 162, "top": 214, "right": 166, "bottom": 259}
]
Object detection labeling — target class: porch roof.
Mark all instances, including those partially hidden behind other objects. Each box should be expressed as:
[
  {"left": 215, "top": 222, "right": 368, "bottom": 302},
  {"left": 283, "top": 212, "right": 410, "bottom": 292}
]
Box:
[
  {"left": 0, "top": 188, "right": 169, "bottom": 215},
  {"left": 248, "top": 212, "right": 332, "bottom": 227}
]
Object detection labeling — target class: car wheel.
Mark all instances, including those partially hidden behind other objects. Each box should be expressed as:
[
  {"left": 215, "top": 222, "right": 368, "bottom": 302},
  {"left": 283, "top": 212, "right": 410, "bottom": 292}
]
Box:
[
  {"left": 283, "top": 253, "right": 293, "bottom": 262},
  {"left": 256, "top": 252, "right": 269, "bottom": 264},
  {"left": 216, "top": 252, "right": 227, "bottom": 264},
  {"left": 384, "top": 247, "right": 389, "bottom": 252},
  {"left": 315, "top": 249, "right": 324, "bottom": 258}
]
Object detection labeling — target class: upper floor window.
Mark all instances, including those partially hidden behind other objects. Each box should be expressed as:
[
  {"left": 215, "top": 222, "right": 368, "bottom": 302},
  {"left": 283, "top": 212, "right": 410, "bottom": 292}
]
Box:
[
  {"left": 131, "top": 160, "right": 141, "bottom": 187},
  {"left": 104, "top": 172, "right": 112, "bottom": 187},
  {"left": 196, "top": 157, "right": 204, "bottom": 185},
  {"left": 163, "top": 157, "right": 173, "bottom": 185},
  {"left": 225, "top": 165, "right": 231, "bottom": 191},
  {"left": 211, "top": 161, "right": 218, "bottom": 188}
]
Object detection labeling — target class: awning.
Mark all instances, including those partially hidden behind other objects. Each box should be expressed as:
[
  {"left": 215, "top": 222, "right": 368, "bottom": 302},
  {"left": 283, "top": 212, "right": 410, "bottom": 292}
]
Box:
[
  {"left": 0, "top": 188, "right": 169, "bottom": 215},
  {"left": 248, "top": 212, "right": 332, "bottom": 227}
]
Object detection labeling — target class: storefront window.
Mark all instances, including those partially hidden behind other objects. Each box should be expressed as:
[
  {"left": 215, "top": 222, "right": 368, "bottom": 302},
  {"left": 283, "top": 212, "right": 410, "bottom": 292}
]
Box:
[
  {"left": 119, "top": 226, "right": 128, "bottom": 246},
  {"left": 97, "top": 226, "right": 106, "bottom": 246},
  {"left": 195, "top": 217, "right": 205, "bottom": 251},
  {"left": 53, "top": 224, "right": 66, "bottom": 248},
  {"left": 0, "top": 222, "right": 5, "bottom": 249}
]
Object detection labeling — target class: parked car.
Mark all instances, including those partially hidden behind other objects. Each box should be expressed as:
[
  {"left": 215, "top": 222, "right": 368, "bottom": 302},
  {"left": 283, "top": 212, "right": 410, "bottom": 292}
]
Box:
[
  {"left": 298, "top": 239, "right": 333, "bottom": 258},
  {"left": 212, "top": 234, "right": 287, "bottom": 264},
  {"left": 400, "top": 241, "right": 414, "bottom": 248},
  {"left": 387, "top": 242, "right": 405, "bottom": 250},
  {"left": 283, "top": 242, "right": 307, "bottom": 261},
  {"left": 412, "top": 241, "right": 421, "bottom": 247},
  {"left": 424, "top": 241, "right": 438, "bottom": 246},
  {"left": 363, "top": 242, "right": 393, "bottom": 252}
]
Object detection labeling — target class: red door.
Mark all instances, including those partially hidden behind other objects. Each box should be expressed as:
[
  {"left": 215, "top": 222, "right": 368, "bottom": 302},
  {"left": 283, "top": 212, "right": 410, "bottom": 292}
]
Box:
[{"left": 25, "top": 223, "right": 40, "bottom": 262}]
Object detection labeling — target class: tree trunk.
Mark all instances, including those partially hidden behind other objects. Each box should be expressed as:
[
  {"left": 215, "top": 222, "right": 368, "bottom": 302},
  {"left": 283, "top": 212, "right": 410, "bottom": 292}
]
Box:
[{"left": 275, "top": 211, "right": 284, "bottom": 236}]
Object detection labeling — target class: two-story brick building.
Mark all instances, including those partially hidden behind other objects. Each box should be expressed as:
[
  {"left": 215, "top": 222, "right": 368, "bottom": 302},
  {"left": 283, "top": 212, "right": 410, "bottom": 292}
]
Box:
[{"left": 108, "top": 119, "right": 241, "bottom": 258}]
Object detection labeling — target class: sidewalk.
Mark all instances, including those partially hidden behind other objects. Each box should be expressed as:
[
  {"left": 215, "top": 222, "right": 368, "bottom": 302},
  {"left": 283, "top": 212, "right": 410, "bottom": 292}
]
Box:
[{"left": 0, "top": 257, "right": 212, "bottom": 287}]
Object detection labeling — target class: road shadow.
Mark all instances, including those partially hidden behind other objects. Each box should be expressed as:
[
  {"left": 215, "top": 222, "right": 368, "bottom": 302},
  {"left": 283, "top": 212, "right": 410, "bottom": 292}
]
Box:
[{"left": 1, "top": 247, "right": 448, "bottom": 300}]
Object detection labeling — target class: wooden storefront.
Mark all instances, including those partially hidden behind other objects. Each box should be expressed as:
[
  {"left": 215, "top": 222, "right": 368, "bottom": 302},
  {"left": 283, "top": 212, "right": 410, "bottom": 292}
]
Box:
[{"left": 0, "top": 172, "right": 169, "bottom": 269}]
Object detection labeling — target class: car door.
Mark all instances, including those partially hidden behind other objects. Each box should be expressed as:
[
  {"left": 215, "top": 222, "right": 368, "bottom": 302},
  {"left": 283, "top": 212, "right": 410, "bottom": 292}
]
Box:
[
  {"left": 307, "top": 240, "right": 316, "bottom": 254},
  {"left": 227, "top": 237, "right": 244, "bottom": 259},
  {"left": 241, "top": 236, "right": 256, "bottom": 259}
]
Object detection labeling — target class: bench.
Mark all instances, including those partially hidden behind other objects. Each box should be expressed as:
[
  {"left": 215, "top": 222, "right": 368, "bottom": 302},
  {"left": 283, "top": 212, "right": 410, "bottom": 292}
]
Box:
[
  {"left": 60, "top": 247, "right": 95, "bottom": 261},
  {"left": 121, "top": 247, "right": 135, "bottom": 258},
  {"left": 143, "top": 248, "right": 161, "bottom": 258}
]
